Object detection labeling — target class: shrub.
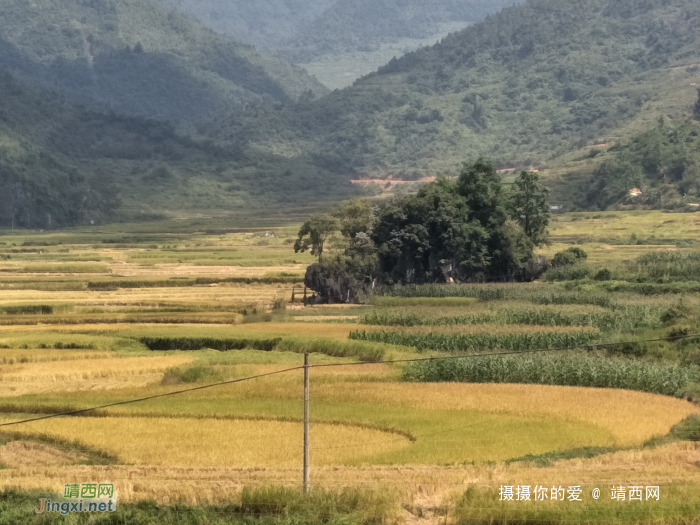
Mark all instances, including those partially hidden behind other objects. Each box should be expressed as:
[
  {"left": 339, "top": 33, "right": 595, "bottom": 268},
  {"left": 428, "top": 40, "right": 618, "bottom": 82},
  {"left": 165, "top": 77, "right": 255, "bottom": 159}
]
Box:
[
  {"left": 593, "top": 268, "right": 612, "bottom": 281},
  {"left": 552, "top": 247, "right": 588, "bottom": 268},
  {"left": 162, "top": 366, "right": 222, "bottom": 385}
]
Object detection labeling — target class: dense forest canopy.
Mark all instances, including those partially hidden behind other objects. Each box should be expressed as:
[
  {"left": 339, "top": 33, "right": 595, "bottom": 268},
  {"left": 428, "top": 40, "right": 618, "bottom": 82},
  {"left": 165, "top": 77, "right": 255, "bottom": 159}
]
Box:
[
  {"left": 2, "top": 0, "right": 700, "bottom": 224},
  {"left": 0, "top": 70, "right": 356, "bottom": 228}
]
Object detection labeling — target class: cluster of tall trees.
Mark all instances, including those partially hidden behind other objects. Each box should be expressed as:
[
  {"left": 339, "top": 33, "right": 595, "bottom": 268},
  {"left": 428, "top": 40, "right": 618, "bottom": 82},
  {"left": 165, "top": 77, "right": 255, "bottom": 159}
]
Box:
[{"left": 295, "top": 159, "right": 550, "bottom": 302}]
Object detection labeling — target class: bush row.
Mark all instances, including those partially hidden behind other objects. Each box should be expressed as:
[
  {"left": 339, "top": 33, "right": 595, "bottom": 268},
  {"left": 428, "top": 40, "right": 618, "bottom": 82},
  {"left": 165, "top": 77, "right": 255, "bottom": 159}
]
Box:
[
  {"left": 0, "top": 305, "right": 53, "bottom": 315},
  {"left": 140, "top": 336, "right": 387, "bottom": 362},
  {"left": 139, "top": 337, "right": 281, "bottom": 352}
]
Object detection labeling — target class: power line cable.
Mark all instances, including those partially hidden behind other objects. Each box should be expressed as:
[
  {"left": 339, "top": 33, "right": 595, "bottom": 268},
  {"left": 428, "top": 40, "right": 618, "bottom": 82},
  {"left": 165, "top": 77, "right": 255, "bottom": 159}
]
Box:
[{"left": 0, "top": 365, "right": 303, "bottom": 428}]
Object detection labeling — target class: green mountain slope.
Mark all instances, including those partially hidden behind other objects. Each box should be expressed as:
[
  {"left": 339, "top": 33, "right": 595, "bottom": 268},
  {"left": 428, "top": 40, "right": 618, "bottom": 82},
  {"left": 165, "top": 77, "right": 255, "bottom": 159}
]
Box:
[
  {"left": 209, "top": 0, "right": 700, "bottom": 179},
  {"left": 0, "top": 70, "right": 354, "bottom": 228},
  {"left": 550, "top": 119, "right": 700, "bottom": 211},
  {"left": 0, "top": 0, "right": 328, "bottom": 128}
]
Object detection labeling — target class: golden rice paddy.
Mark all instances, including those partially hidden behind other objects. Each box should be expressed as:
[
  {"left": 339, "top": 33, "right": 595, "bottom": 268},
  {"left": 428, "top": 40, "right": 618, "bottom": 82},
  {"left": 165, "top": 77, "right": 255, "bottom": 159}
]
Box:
[{"left": 11, "top": 417, "right": 412, "bottom": 468}]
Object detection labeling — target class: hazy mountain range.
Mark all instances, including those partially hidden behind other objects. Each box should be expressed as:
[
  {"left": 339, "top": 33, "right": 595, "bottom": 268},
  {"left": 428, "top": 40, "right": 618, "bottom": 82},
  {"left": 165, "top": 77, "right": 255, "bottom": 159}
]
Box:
[{"left": 1, "top": 0, "right": 699, "bottom": 227}]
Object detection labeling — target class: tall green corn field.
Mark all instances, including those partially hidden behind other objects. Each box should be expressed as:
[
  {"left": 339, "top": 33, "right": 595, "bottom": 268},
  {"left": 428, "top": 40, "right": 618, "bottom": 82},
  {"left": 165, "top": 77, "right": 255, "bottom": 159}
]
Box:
[{"left": 402, "top": 354, "right": 700, "bottom": 397}]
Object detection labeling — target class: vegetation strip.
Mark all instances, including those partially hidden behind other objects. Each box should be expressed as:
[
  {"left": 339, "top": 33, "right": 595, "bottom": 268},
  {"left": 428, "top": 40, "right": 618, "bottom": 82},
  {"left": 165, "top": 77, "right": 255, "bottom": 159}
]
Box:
[
  {"left": 382, "top": 284, "right": 615, "bottom": 308},
  {"left": 87, "top": 276, "right": 302, "bottom": 290},
  {"left": 139, "top": 337, "right": 282, "bottom": 352},
  {"left": 350, "top": 329, "right": 598, "bottom": 353},
  {"left": 359, "top": 306, "right": 665, "bottom": 331},
  {"left": 402, "top": 354, "right": 700, "bottom": 397}
]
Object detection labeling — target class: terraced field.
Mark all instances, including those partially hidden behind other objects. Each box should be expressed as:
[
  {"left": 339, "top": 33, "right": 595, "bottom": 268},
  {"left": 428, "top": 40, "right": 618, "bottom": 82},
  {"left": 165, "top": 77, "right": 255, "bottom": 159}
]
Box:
[{"left": 0, "top": 213, "right": 698, "bottom": 522}]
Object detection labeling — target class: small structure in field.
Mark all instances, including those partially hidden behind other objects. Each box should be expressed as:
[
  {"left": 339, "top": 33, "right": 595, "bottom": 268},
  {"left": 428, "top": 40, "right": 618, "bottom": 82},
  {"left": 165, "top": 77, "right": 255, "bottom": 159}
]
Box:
[{"left": 629, "top": 188, "right": 643, "bottom": 197}]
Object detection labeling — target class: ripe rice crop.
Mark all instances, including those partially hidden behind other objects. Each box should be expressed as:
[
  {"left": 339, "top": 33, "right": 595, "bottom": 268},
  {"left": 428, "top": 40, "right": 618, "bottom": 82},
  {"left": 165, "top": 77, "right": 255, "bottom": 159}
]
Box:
[
  {"left": 350, "top": 326, "right": 598, "bottom": 353},
  {"left": 383, "top": 284, "right": 614, "bottom": 308},
  {"left": 14, "top": 417, "right": 412, "bottom": 468},
  {"left": 402, "top": 354, "right": 700, "bottom": 397},
  {"left": 0, "top": 355, "right": 193, "bottom": 383},
  {"left": 359, "top": 305, "right": 664, "bottom": 332}
]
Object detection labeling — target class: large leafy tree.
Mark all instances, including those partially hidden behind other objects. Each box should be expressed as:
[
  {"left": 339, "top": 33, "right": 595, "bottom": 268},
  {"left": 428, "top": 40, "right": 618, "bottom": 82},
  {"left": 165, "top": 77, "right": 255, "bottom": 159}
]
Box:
[
  {"left": 372, "top": 178, "right": 490, "bottom": 283},
  {"left": 457, "top": 157, "right": 507, "bottom": 228},
  {"left": 511, "top": 170, "right": 550, "bottom": 247},
  {"left": 333, "top": 199, "right": 373, "bottom": 240},
  {"left": 455, "top": 157, "right": 530, "bottom": 277},
  {"left": 294, "top": 214, "right": 339, "bottom": 263}
]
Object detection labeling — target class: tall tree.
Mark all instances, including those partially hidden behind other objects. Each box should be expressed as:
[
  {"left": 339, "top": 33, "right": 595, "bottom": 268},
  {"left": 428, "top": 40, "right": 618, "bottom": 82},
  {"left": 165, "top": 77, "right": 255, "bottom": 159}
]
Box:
[
  {"left": 457, "top": 158, "right": 507, "bottom": 228},
  {"left": 694, "top": 88, "right": 700, "bottom": 120},
  {"left": 294, "top": 214, "right": 339, "bottom": 263},
  {"left": 333, "top": 199, "right": 373, "bottom": 240},
  {"left": 511, "top": 170, "right": 550, "bottom": 247},
  {"left": 372, "top": 178, "right": 490, "bottom": 283}
]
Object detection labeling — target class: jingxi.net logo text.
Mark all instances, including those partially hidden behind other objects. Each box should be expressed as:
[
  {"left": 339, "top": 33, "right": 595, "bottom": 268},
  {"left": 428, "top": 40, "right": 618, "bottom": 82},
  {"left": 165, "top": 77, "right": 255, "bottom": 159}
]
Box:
[{"left": 36, "top": 483, "right": 117, "bottom": 515}]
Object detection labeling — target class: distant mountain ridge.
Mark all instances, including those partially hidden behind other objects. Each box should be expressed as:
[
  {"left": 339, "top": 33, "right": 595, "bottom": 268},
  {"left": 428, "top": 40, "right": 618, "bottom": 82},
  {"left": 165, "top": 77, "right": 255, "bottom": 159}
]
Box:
[
  {"left": 153, "top": 0, "right": 519, "bottom": 61},
  {"left": 207, "top": 0, "right": 700, "bottom": 180},
  {"left": 0, "top": 0, "right": 327, "bottom": 127}
]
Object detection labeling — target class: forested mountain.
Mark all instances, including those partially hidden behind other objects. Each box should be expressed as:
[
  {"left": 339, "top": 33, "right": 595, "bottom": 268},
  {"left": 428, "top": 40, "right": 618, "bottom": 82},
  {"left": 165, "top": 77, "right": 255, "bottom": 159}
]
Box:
[
  {"left": 554, "top": 119, "right": 700, "bottom": 211},
  {"left": 208, "top": 0, "right": 700, "bottom": 179},
  {"left": 0, "top": 0, "right": 327, "bottom": 128},
  {"left": 0, "top": 71, "right": 354, "bottom": 228}
]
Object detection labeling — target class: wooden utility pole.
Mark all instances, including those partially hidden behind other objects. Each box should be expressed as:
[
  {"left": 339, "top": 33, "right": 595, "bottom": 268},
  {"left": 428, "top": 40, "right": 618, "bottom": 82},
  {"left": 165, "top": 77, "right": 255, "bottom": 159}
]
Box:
[{"left": 303, "top": 353, "right": 310, "bottom": 494}]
